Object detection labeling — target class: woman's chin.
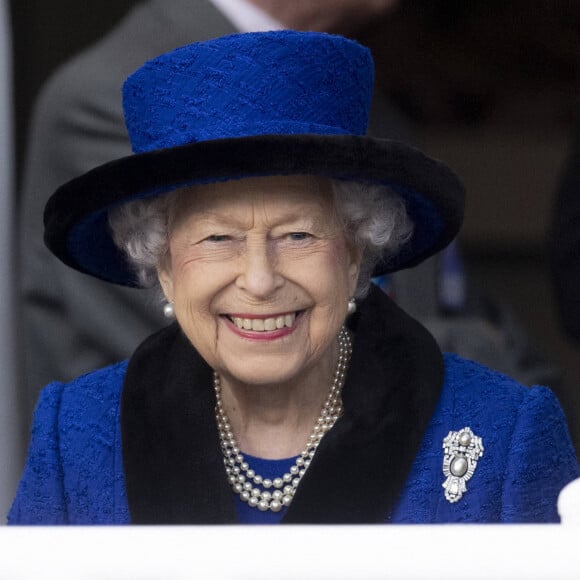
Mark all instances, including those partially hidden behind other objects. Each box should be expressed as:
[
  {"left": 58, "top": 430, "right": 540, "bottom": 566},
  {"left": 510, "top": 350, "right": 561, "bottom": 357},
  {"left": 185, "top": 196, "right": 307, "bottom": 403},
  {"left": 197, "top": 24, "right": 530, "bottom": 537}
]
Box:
[{"left": 219, "top": 354, "right": 309, "bottom": 388}]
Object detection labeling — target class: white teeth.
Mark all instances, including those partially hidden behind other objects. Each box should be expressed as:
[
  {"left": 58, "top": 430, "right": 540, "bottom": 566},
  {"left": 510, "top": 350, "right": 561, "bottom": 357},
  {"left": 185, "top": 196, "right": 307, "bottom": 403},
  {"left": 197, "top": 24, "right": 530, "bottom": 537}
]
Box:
[
  {"left": 252, "top": 319, "right": 265, "bottom": 331},
  {"left": 231, "top": 313, "right": 297, "bottom": 332}
]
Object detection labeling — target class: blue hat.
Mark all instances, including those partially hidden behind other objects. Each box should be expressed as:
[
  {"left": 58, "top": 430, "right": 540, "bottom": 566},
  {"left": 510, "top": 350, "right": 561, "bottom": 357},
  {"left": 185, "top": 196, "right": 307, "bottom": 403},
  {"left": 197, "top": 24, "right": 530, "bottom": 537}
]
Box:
[{"left": 44, "top": 30, "right": 464, "bottom": 287}]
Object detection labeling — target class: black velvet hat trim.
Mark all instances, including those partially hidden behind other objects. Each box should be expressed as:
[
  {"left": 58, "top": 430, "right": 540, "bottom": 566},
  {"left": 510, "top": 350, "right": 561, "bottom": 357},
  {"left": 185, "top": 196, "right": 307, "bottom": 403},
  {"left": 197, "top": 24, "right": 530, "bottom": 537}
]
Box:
[
  {"left": 121, "top": 285, "right": 444, "bottom": 524},
  {"left": 45, "top": 134, "right": 465, "bottom": 286}
]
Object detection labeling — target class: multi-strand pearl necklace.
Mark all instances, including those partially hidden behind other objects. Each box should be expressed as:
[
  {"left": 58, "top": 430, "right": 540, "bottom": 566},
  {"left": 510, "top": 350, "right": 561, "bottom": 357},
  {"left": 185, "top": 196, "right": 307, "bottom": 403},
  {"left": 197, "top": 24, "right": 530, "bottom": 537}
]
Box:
[{"left": 214, "top": 326, "right": 352, "bottom": 512}]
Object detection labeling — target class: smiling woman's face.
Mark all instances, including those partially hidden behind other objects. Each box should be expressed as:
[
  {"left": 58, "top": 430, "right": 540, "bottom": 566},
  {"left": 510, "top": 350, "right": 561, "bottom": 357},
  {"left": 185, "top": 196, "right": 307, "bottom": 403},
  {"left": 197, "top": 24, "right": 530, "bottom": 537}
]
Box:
[{"left": 158, "top": 175, "right": 361, "bottom": 388}]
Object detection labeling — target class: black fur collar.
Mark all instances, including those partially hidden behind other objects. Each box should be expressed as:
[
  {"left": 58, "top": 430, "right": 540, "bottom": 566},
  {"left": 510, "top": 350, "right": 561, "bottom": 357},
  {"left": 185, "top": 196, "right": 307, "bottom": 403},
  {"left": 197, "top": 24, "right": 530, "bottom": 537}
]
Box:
[{"left": 121, "top": 286, "right": 444, "bottom": 523}]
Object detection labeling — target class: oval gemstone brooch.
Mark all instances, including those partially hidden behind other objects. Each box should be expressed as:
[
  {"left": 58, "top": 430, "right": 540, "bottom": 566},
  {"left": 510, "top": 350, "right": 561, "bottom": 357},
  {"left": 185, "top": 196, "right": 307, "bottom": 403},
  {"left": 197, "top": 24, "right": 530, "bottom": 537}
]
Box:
[{"left": 442, "top": 427, "right": 484, "bottom": 503}]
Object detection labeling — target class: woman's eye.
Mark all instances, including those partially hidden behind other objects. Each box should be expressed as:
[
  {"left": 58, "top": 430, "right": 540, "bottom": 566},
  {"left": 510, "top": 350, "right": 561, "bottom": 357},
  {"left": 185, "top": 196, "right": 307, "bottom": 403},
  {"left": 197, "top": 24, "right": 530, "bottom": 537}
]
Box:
[
  {"left": 287, "top": 232, "right": 311, "bottom": 241},
  {"left": 205, "top": 234, "right": 230, "bottom": 242}
]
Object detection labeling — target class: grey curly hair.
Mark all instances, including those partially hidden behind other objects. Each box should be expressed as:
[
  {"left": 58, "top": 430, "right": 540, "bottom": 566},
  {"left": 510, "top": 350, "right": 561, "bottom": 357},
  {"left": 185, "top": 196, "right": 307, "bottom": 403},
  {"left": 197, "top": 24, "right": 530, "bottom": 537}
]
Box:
[{"left": 108, "top": 179, "right": 413, "bottom": 298}]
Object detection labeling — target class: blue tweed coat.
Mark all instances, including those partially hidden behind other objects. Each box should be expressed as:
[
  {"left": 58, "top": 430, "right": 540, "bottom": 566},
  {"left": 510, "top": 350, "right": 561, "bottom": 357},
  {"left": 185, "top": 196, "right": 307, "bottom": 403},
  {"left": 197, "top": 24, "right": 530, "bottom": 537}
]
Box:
[{"left": 9, "top": 288, "right": 579, "bottom": 524}]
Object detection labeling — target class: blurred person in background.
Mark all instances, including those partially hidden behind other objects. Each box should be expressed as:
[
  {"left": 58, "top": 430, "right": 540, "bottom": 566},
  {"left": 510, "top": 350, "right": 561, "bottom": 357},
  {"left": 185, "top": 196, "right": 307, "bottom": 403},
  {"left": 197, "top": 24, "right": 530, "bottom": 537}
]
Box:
[{"left": 549, "top": 117, "right": 580, "bottom": 344}]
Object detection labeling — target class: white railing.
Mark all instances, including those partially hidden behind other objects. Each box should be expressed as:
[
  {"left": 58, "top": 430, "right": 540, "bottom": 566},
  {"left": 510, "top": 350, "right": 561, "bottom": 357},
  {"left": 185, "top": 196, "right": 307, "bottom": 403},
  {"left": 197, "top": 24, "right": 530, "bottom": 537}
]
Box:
[{"left": 0, "top": 523, "right": 578, "bottom": 579}]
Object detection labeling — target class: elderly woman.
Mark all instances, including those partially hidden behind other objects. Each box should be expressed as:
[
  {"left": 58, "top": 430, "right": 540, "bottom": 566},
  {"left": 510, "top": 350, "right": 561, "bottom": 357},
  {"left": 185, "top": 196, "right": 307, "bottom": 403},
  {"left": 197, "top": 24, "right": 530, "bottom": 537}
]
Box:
[{"left": 10, "top": 31, "right": 578, "bottom": 525}]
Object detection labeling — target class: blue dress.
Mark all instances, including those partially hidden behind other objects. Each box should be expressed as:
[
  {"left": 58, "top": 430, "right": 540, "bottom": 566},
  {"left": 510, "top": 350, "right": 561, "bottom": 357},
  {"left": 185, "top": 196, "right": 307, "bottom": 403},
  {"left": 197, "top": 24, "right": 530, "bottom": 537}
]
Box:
[{"left": 9, "top": 288, "right": 579, "bottom": 525}]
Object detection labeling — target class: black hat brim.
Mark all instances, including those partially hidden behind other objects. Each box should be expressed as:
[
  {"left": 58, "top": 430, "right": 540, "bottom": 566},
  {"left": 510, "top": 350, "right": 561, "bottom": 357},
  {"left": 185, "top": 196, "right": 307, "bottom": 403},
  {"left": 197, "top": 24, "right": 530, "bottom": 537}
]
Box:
[{"left": 44, "top": 134, "right": 465, "bottom": 287}]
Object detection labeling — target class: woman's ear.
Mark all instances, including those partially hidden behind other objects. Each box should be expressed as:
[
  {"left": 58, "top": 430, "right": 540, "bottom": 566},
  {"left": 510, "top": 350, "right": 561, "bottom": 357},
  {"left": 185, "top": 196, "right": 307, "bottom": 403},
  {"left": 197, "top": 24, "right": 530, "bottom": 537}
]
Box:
[
  {"left": 347, "top": 244, "right": 363, "bottom": 297},
  {"left": 157, "top": 261, "right": 174, "bottom": 304}
]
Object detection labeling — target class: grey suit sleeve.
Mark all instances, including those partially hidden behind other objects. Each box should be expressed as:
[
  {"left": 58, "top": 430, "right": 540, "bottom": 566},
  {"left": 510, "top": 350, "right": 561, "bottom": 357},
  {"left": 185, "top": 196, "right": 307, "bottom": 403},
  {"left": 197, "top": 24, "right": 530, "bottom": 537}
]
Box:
[
  {"left": 19, "top": 53, "right": 165, "bottom": 416},
  {"left": 18, "top": 0, "right": 237, "bottom": 417}
]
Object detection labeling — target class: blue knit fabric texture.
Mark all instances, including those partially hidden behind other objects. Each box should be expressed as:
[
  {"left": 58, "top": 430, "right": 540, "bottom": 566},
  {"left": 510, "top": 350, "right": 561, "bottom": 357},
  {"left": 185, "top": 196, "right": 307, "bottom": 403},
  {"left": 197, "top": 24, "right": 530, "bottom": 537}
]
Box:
[
  {"left": 8, "top": 355, "right": 579, "bottom": 525},
  {"left": 123, "top": 31, "right": 373, "bottom": 153}
]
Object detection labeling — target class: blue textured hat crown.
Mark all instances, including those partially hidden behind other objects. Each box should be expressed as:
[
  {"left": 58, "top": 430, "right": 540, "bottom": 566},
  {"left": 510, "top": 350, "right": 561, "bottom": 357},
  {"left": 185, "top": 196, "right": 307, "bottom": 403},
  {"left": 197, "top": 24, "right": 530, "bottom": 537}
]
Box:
[
  {"left": 123, "top": 31, "right": 374, "bottom": 153},
  {"left": 45, "top": 30, "right": 464, "bottom": 287}
]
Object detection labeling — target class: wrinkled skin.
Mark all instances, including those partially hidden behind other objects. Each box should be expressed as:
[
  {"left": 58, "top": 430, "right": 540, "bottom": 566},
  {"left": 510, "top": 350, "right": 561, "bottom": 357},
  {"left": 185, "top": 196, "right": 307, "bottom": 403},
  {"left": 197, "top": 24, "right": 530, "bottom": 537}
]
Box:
[{"left": 158, "top": 175, "right": 361, "bottom": 457}]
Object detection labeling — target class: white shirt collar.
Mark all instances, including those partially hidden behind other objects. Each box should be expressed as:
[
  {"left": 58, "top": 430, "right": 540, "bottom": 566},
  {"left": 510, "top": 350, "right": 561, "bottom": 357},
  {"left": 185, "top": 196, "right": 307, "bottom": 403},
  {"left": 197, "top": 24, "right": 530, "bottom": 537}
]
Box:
[{"left": 208, "top": 0, "right": 284, "bottom": 32}]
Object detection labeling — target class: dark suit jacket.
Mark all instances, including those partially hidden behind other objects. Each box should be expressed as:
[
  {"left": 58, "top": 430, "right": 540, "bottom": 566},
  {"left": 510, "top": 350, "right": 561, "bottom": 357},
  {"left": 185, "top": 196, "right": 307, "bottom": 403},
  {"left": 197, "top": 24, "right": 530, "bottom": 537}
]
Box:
[{"left": 549, "top": 119, "right": 580, "bottom": 342}]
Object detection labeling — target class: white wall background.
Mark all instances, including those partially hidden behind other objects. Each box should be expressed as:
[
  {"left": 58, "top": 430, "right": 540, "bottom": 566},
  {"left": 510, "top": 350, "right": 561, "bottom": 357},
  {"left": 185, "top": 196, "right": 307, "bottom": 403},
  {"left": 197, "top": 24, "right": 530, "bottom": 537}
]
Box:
[{"left": 0, "top": 0, "right": 23, "bottom": 523}]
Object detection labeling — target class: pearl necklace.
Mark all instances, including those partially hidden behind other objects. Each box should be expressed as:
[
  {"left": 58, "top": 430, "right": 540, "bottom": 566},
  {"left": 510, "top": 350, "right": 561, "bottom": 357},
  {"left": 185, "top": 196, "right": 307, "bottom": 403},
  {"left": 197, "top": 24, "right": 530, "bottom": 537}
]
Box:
[{"left": 214, "top": 326, "right": 352, "bottom": 513}]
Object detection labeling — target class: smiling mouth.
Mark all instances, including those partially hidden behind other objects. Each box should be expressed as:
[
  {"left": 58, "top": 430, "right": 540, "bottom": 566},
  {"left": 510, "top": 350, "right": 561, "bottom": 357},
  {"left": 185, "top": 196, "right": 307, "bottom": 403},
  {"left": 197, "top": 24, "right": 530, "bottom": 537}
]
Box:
[{"left": 225, "top": 311, "right": 302, "bottom": 332}]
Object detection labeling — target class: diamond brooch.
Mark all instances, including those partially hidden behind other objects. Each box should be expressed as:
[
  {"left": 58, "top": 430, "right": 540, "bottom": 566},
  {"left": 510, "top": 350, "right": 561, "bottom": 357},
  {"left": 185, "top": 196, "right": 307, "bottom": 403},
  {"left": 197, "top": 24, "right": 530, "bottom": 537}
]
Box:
[{"left": 442, "top": 427, "right": 484, "bottom": 503}]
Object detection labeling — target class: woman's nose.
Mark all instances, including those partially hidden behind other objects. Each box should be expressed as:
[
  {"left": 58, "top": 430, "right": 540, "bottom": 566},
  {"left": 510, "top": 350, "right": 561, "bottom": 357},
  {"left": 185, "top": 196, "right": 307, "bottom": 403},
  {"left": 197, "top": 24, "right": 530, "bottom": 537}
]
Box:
[{"left": 235, "top": 240, "right": 283, "bottom": 298}]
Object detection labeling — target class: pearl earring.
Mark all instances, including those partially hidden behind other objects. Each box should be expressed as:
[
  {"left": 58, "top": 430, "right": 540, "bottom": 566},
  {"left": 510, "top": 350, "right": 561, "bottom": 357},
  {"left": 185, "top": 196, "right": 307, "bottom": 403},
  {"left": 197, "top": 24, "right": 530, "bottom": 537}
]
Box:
[
  {"left": 347, "top": 298, "right": 357, "bottom": 316},
  {"left": 163, "top": 302, "right": 175, "bottom": 318}
]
